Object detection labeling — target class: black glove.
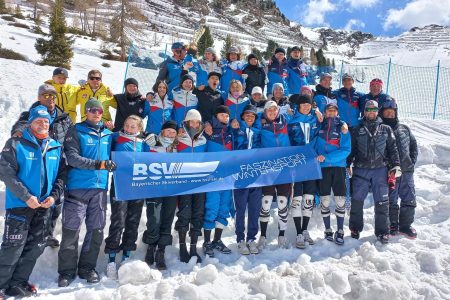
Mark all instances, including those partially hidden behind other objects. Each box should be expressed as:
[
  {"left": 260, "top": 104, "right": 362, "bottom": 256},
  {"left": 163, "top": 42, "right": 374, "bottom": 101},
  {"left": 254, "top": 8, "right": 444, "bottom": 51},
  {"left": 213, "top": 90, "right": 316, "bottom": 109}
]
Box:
[{"left": 96, "top": 160, "right": 117, "bottom": 172}]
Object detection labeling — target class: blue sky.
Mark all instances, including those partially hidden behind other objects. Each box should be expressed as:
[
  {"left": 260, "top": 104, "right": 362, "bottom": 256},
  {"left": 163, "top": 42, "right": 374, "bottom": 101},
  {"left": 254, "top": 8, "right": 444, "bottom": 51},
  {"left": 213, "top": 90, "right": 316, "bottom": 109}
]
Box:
[{"left": 275, "top": 0, "right": 450, "bottom": 37}]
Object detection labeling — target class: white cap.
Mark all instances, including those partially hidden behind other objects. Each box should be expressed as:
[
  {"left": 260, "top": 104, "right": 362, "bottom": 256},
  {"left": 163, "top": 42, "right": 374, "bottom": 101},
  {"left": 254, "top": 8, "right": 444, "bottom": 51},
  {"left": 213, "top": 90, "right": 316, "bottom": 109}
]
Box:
[
  {"left": 251, "top": 86, "right": 263, "bottom": 95},
  {"left": 184, "top": 109, "right": 202, "bottom": 122},
  {"left": 264, "top": 100, "right": 278, "bottom": 110}
]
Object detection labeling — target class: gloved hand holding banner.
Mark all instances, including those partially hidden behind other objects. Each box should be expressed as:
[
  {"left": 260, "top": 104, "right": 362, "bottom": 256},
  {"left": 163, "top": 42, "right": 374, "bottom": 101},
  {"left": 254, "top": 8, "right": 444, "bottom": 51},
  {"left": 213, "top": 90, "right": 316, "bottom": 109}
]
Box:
[{"left": 112, "top": 145, "right": 322, "bottom": 200}]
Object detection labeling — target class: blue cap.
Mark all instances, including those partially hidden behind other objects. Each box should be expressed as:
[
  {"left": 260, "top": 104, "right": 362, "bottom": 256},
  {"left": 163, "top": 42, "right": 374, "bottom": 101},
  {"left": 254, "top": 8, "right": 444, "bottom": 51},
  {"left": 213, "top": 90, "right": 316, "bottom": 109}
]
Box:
[
  {"left": 28, "top": 105, "right": 51, "bottom": 124},
  {"left": 172, "top": 42, "right": 186, "bottom": 50},
  {"left": 53, "top": 67, "right": 69, "bottom": 77}
]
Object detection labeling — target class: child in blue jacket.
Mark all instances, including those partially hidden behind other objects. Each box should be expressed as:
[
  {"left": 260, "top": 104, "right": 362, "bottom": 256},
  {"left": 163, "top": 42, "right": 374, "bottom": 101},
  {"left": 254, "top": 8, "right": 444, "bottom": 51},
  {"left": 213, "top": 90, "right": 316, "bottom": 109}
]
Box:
[
  {"left": 143, "top": 80, "right": 173, "bottom": 134},
  {"left": 314, "top": 103, "right": 351, "bottom": 245}
]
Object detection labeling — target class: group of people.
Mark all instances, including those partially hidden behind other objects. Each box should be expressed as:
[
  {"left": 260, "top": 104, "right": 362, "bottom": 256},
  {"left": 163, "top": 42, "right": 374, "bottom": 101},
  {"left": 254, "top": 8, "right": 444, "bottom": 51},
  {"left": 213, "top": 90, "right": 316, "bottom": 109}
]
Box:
[{"left": 0, "top": 42, "right": 418, "bottom": 299}]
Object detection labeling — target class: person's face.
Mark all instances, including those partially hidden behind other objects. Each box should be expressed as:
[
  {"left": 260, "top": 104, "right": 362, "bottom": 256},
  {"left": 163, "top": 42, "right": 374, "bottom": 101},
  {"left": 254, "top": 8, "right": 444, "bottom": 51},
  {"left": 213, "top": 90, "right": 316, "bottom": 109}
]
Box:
[
  {"left": 370, "top": 83, "right": 382, "bottom": 96},
  {"left": 30, "top": 118, "right": 50, "bottom": 135},
  {"left": 188, "top": 120, "right": 201, "bottom": 129},
  {"left": 208, "top": 76, "right": 220, "bottom": 89},
  {"left": 320, "top": 77, "right": 332, "bottom": 89},
  {"left": 157, "top": 83, "right": 167, "bottom": 96},
  {"left": 182, "top": 79, "right": 193, "bottom": 91},
  {"left": 162, "top": 128, "right": 177, "bottom": 138},
  {"left": 216, "top": 113, "right": 230, "bottom": 124},
  {"left": 126, "top": 84, "right": 138, "bottom": 94},
  {"left": 364, "top": 107, "right": 378, "bottom": 120},
  {"left": 124, "top": 119, "right": 140, "bottom": 134},
  {"left": 204, "top": 52, "right": 213, "bottom": 61},
  {"left": 275, "top": 52, "right": 285, "bottom": 61},
  {"left": 173, "top": 48, "right": 187, "bottom": 60},
  {"left": 273, "top": 87, "right": 283, "bottom": 98},
  {"left": 343, "top": 78, "right": 353, "bottom": 90},
  {"left": 86, "top": 107, "right": 103, "bottom": 123},
  {"left": 243, "top": 112, "right": 256, "bottom": 126},
  {"left": 53, "top": 74, "right": 67, "bottom": 84},
  {"left": 382, "top": 108, "right": 396, "bottom": 119},
  {"left": 229, "top": 53, "right": 238, "bottom": 61},
  {"left": 265, "top": 106, "right": 278, "bottom": 121},
  {"left": 249, "top": 58, "right": 258, "bottom": 66},
  {"left": 230, "top": 82, "right": 241, "bottom": 94},
  {"left": 252, "top": 93, "right": 262, "bottom": 102},
  {"left": 38, "top": 93, "right": 56, "bottom": 112},
  {"left": 325, "top": 108, "right": 338, "bottom": 118},
  {"left": 291, "top": 50, "right": 301, "bottom": 59},
  {"left": 88, "top": 73, "right": 102, "bottom": 89},
  {"left": 299, "top": 103, "right": 312, "bottom": 115}
]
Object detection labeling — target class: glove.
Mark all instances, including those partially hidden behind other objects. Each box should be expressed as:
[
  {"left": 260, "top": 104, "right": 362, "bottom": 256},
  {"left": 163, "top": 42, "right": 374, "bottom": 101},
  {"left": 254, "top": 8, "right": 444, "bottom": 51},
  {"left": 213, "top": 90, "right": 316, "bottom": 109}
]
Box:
[
  {"left": 388, "top": 171, "right": 396, "bottom": 190},
  {"left": 144, "top": 133, "right": 157, "bottom": 147},
  {"left": 241, "top": 74, "right": 248, "bottom": 80},
  {"left": 389, "top": 166, "right": 402, "bottom": 178},
  {"left": 96, "top": 160, "right": 117, "bottom": 172}
]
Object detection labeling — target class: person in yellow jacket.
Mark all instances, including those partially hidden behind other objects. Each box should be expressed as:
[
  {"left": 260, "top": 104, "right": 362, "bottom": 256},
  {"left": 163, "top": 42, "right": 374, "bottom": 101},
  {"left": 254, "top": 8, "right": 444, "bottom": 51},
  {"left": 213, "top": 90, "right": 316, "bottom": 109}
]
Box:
[
  {"left": 45, "top": 68, "right": 77, "bottom": 121},
  {"left": 69, "top": 69, "right": 114, "bottom": 125}
]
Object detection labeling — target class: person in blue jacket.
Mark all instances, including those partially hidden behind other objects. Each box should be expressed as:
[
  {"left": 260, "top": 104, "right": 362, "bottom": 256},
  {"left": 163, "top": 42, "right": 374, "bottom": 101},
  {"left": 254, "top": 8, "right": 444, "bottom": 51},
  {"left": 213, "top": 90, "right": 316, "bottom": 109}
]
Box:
[
  {"left": 315, "top": 103, "right": 351, "bottom": 245},
  {"left": 287, "top": 46, "right": 308, "bottom": 94},
  {"left": 156, "top": 42, "right": 187, "bottom": 98},
  {"left": 58, "top": 98, "right": 115, "bottom": 287},
  {"left": 333, "top": 73, "right": 364, "bottom": 128},
  {"left": 359, "top": 78, "right": 394, "bottom": 114},
  {"left": 256, "top": 100, "right": 292, "bottom": 249},
  {"left": 287, "top": 94, "right": 321, "bottom": 249},
  {"left": 197, "top": 47, "right": 222, "bottom": 89},
  {"left": 220, "top": 46, "right": 245, "bottom": 96},
  {"left": 225, "top": 79, "right": 250, "bottom": 120},
  {"left": 314, "top": 73, "right": 336, "bottom": 114},
  {"left": 175, "top": 109, "right": 206, "bottom": 263},
  {"left": 202, "top": 105, "right": 237, "bottom": 257},
  {"left": 182, "top": 44, "right": 203, "bottom": 87},
  {"left": 104, "top": 115, "right": 147, "bottom": 278},
  {"left": 267, "top": 47, "right": 289, "bottom": 96},
  {"left": 144, "top": 80, "right": 173, "bottom": 134},
  {"left": 0, "top": 106, "right": 65, "bottom": 299},
  {"left": 232, "top": 104, "right": 262, "bottom": 255},
  {"left": 171, "top": 74, "right": 198, "bottom": 126}
]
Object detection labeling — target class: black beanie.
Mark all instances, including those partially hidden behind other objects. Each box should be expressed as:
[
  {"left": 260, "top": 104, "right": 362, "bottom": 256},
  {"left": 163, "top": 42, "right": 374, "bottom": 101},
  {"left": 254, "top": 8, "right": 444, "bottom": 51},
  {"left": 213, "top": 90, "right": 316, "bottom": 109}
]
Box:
[
  {"left": 247, "top": 53, "right": 257, "bottom": 62},
  {"left": 214, "top": 105, "right": 230, "bottom": 116},
  {"left": 275, "top": 47, "right": 286, "bottom": 55},
  {"left": 124, "top": 78, "right": 139, "bottom": 88},
  {"left": 181, "top": 74, "right": 194, "bottom": 86},
  {"left": 208, "top": 72, "right": 222, "bottom": 80},
  {"left": 290, "top": 94, "right": 312, "bottom": 106},
  {"left": 161, "top": 120, "right": 177, "bottom": 131}
]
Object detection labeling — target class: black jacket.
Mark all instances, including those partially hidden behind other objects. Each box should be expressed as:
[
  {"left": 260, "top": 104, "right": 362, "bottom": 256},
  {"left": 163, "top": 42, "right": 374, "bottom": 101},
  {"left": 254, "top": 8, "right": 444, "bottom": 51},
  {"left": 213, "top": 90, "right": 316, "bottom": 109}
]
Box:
[
  {"left": 11, "top": 102, "right": 73, "bottom": 145},
  {"left": 347, "top": 117, "right": 400, "bottom": 169},
  {"left": 111, "top": 92, "right": 146, "bottom": 132},
  {"left": 387, "top": 121, "right": 418, "bottom": 172},
  {"left": 194, "top": 86, "right": 224, "bottom": 123},
  {"left": 242, "top": 64, "right": 266, "bottom": 95}
]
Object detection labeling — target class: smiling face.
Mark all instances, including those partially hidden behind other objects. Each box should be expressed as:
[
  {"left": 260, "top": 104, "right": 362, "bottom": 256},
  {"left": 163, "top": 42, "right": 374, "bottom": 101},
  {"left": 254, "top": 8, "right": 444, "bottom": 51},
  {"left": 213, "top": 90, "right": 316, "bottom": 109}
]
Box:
[
  {"left": 364, "top": 107, "right": 378, "bottom": 121},
  {"left": 162, "top": 128, "right": 177, "bottom": 138},
  {"left": 204, "top": 52, "right": 213, "bottom": 61},
  {"left": 38, "top": 93, "right": 56, "bottom": 113},
  {"left": 275, "top": 52, "right": 285, "bottom": 61},
  {"left": 265, "top": 106, "right": 279, "bottom": 121},
  {"left": 229, "top": 53, "right": 238, "bottom": 61},
  {"left": 273, "top": 86, "right": 284, "bottom": 99},
  {"left": 30, "top": 118, "right": 50, "bottom": 135},
  {"left": 88, "top": 72, "right": 102, "bottom": 89},
  {"left": 216, "top": 113, "right": 230, "bottom": 124},
  {"left": 299, "top": 103, "right": 312, "bottom": 115},
  {"left": 325, "top": 107, "right": 338, "bottom": 118},
  {"left": 243, "top": 112, "right": 256, "bottom": 127},
  {"left": 370, "top": 83, "right": 382, "bottom": 96},
  {"left": 157, "top": 82, "right": 167, "bottom": 97},
  {"left": 126, "top": 84, "right": 138, "bottom": 95},
  {"left": 188, "top": 120, "right": 201, "bottom": 130},
  {"left": 124, "top": 118, "right": 140, "bottom": 135},
  {"left": 86, "top": 107, "right": 103, "bottom": 124},
  {"left": 182, "top": 79, "right": 193, "bottom": 91},
  {"left": 320, "top": 76, "right": 332, "bottom": 89},
  {"left": 53, "top": 74, "right": 67, "bottom": 84}
]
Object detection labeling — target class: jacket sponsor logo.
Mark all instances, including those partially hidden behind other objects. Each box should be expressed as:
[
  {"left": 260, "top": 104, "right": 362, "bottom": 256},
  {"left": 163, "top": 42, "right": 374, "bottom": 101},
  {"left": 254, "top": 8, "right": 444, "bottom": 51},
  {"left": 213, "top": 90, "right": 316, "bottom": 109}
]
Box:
[
  {"left": 82, "top": 93, "right": 89, "bottom": 99},
  {"left": 132, "top": 161, "right": 220, "bottom": 181},
  {"left": 26, "top": 152, "right": 37, "bottom": 160},
  {"left": 48, "top": 156, "right": 58, "bottom": 160}
]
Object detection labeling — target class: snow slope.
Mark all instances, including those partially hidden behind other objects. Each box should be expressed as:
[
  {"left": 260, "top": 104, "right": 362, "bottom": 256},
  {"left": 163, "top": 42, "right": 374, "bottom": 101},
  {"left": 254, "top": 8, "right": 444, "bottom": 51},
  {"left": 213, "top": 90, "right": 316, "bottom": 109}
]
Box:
[{"left": 1, "top": 15, "right": 450, "bottom": 300}]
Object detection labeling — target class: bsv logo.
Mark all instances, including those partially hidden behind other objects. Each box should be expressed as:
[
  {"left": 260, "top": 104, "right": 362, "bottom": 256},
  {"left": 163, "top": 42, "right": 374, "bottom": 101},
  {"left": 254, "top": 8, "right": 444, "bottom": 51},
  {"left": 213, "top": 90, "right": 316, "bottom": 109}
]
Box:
[{"left": 133, "top": 161, "right": 220, "bottom": 180}]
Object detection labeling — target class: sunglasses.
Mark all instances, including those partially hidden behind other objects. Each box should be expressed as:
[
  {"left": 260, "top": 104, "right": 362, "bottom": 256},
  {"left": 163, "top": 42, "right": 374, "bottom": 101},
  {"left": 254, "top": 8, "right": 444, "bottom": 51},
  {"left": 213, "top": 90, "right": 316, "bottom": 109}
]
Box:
[
  {"left": 89, "top": 77, "right": 102, "bottom": 81},
  {"left": 42, "top": 93, "right": 56, "bottom": 99},
  {"left": 365, "top": 107, "right": 378, "bottom": 112},
  {"left": 87, "top": 107, "right": 103, "bottom": 114}
]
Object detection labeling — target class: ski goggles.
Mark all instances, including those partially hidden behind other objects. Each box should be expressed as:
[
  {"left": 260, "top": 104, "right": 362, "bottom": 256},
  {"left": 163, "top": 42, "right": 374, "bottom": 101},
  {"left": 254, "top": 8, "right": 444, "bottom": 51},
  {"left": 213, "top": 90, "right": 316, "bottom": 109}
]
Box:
[
  {"left": 87, "top": 107, "right": 103, "bottom": 114},
  {"left": 365, "top": 107, "right": 378, "bottom": 112}
]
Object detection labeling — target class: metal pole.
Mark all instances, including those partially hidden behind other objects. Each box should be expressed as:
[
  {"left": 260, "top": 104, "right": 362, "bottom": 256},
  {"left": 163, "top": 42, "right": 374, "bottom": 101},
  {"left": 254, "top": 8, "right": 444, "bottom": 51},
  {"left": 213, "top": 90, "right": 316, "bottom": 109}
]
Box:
[
  {"left": 164, "top": 43, "right": 168, "bottom": 57},
  {"left": 432, "top": 60, "right": 441, "bottom": 120},
  {"left": 338, "top": 60, "right": 344, "bottom": 88},
  {"left": 122, "top": 43, "right": 134, "bottom": 93},
  {"left": 386, "top": 58, "right": 392, "bottom": 94}
]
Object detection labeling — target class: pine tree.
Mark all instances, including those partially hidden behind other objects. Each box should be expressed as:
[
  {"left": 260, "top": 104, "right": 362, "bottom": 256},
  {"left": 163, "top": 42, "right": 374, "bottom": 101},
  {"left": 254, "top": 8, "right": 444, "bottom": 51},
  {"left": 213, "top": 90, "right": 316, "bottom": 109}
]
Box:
[
  {"left": 332, "top": 58, "right": 336, "bottom": 69},
  {"left": 35, "top": 0, "right": 74, "bottom": 69},
  {"left": 310, "top": 47, "right": 317, "bottom": 65},
  {"left": 316, "top": 49, "right": 327, "bottom": 67},
  {"left": 197, "top": 26, "right": 214, "bottom": 57},
  {"left": 264, "top": 40, "right": 279, "bottom": 60},
  {"left": 300, "top": 45, "right": 304, "bottom": 58},
  {"left": 251, "top": 47, "right": 264, "bottom": 62},
  {"left": 326, "top": 58, "right": 331, "bottom": 66},
  {"left": 220, "top": 34, "right": 233, "bottom": 59},
  {"left": 0, "top": 0, "right": 6, "bottom": 14}
]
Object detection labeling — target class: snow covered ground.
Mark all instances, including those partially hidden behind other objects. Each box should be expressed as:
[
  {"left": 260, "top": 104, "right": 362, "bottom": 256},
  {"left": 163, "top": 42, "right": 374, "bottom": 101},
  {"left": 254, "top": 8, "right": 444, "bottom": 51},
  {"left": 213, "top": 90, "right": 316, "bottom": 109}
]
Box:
[{"left": 1, "top": 15, "right": 450, "bottom": 300}]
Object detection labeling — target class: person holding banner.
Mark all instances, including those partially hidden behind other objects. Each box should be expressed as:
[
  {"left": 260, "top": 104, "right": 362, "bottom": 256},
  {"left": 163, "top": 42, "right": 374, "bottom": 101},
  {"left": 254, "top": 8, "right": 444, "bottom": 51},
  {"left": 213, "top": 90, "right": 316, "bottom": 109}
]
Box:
[
  {"left": 144, "top": 80, "right": 173, "bottom": 134},
  {"left": 287, "top": 94, "right": 321, "bottom": 249},
  {"left": 202, "top": 106, "right": 237, "bottom": 257},
  {"left": 233, "top": 104, "right": 262, "bottom": 255},
  {"left": 104, "top": 115, "right": 147, "bottom": 279},
  {"left": 175, "top": 109, "right": 207, "bottom": 263},
  {"left": 314, "top": 103, "right": 351, "bottom": 245},
  {"left": 58, "top": 98, "right": 114, "bottom": 287},
  {"left": 257, "top": 100, "right": 292, "bottom": 249},
  {"left": 143, "top": 120, "right": 179, "bottom": 270}
]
